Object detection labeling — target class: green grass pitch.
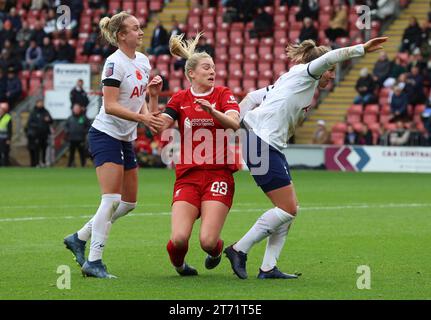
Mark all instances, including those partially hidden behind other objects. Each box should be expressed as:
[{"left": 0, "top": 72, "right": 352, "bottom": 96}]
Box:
[{"left": 0, "top": 168, "right": 430, "bottom": 299}]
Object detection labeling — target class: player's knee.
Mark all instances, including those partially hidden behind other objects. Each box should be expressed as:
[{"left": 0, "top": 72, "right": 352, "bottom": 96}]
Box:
[
  {"left": 277, "top": 203, "right": 298, "bottom": 216},
  {"left": 171, "top": 234, "right": 190, "bottom": 249},
  {"left": 199, "top": 236, "right": 218, "bottom": 253}
]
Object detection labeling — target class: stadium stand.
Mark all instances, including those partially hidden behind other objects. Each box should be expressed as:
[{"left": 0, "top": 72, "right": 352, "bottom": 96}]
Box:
[{"left": 3, "top": 0, "right": 430, "bottom": 167}]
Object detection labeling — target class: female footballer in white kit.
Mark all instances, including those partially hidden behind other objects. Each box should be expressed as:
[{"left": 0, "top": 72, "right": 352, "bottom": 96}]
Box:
[
  {"left": 63, "top": 11, "right": 164, "bottom": 278},
  {"left": 225, "top": 37, "right": 388, "bottom": 279}
]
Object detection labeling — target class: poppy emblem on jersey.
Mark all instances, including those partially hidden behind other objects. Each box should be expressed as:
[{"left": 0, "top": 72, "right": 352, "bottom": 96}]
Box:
[
  {"left": 105, "top": 62, "right": 114, "bottom": 77},
  {"left": 136, "top": 70, "right": 142, "bottom": 80}
]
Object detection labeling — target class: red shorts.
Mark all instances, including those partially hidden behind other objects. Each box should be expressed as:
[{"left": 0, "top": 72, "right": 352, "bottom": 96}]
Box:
[{"left": 172, "top": 169, "right": 235, "bottom": 210}]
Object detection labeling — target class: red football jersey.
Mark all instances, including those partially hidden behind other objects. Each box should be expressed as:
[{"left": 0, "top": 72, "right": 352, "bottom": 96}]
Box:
[{"left": 164, "top": 86, "right": 240, "bottom": 179}]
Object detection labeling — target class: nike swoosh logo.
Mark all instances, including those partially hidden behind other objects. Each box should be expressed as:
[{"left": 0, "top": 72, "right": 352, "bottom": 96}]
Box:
[
  {"left": 180, "top": 106, "right": 190, "bottom": 109},
  {"left": 127, "top": 74, "right": 132, "bottom": 78}
]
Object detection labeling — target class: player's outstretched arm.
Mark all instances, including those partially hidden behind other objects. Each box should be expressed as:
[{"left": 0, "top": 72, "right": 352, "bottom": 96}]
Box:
[{"left": 309, "top": 36, "right": 388, "bottom": 78}]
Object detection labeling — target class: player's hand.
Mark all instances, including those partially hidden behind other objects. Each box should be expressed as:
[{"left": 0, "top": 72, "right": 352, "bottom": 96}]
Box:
[
  {"left": 363, "top": 37, "right": 388, "bottom": 53},
  {"left": 195, "top": 99, "right": 215, "bottom": 115},
  {"left": 147, "top": 75, "right": 163, "bottom": 97},
  {"left": 140, "top": 112, "right": 164, "bottom": 133}
]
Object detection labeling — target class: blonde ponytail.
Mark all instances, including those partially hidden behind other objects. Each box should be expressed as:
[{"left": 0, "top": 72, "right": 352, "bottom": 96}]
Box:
[
  {"left": 99, "top": 11, "right": 132, "bottom": 47},
  {"left": 286, "top": 40, "right": 330, "bottom": 64},
  {"left": 169, "top": 32, "right": 203, "bottom": 59},
  {"left": 169, "top": 32, "right": 212, "bottom": 82}
]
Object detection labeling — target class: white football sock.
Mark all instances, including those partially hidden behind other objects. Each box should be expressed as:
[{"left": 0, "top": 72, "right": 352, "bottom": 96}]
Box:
[
  {"left": 88, "top": 194, "right": 121, "bottom": 262},
  {"left": 76, "top": 201, "right": 136, "bottom": 242},
  {"left": 77, "top": 218, "right": 94, "bottom": 242},
  {"left": 111, "top": 200, "right": 137, "bottom": 223},
  {"left": 234, "top": 207, "right": 295, "bottom": 254},
  {"left": 261, "top": 206, "right": 299, "bottom": 271}
]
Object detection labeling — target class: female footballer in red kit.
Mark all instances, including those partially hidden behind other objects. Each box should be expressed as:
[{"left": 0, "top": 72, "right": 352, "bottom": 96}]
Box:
[{"left": 153, "top": 32, "right": 241, "bottom": 276}]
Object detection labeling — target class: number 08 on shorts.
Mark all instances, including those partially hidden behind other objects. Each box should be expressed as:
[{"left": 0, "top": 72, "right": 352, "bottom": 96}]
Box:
[{"left": 172, "top": 169, "right": 235, "bottom": 211}]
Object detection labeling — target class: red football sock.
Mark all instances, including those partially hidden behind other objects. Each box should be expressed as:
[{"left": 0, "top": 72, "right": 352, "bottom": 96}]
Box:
[
  {"left": 206, "top": 239, "right": 224, "bottom": 257},
  {"left": 166, "top": 239, "right": 188, "bottom": 267}
]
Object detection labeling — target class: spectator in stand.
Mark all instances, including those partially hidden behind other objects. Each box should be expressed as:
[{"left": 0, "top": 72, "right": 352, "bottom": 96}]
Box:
[
  {"left": 65, "top": 103, "right": 91, "bottom": 167},
  {"left": 2, "top": 39, "right": 14, "bottom": 58},
  {"left": 238, "top": 0, "right": 257, "bottom": 23},
  {"left": 169, "top": 19, "right": 183, "bottom": 39},
  {"left": 25, "top": 99, "right": 53, "bottom": 167},
  {"left": 195, "top": 35, "right": 215, "bottom": 58},
  {"left": 396, "top": 72, "right": 408, "bottom": 90},
  {"left": 378, "top": 127, "right": 390, "bottom": 145},
  {"left": 299, "top": 17, "right": 318, "bottom": 44},
  {"left": 373, "top": 51, "right": 392, "bottom": 86},
  {"left": 390, "top": 85, "right": 408, "bottom": 121},
  {"left": 31, "top": 21, "right": 48, "bottom": 47},
  {"left": 407, "top": 48, "right": 427, "bottom": 74},
  {"left": 70, "top": 79, "right": 89, "bottom": 110},
  {"left": 408, "top": 121, "right": 427, "bottom": 146},
  {"left": 15, "top": 40, "right": 28, "bottom": 67},
  {"left": 0, "top": 20, "right": 16, "bottom": 45},
  {"left": 7, "top": 7, "right": 22, "bottom": 32},
  {"left": 311, "top": 119, "right": 330, "bottom": 144},
  {"left": 88, "top": 0, "right": 107, "bottom": 9},
  {"left": 83, "top": 24, "right": 100, "bottom": 56},
  {"left": 68, "top": 0, "right": 84, "bottom": 26},
  {"left": 0, "top": 102, "right": 12, "bottom": 166},
  {"left": 383, "top": 56, "right": 407, "bottom": 88},
  {"left": 100, "top": 42, "right": 116, "bottom": 59},
  {"left": 0, "top": 69, "right": 7, "bottom": 102},
  {"left": 16, "top": 21, "right": 32, "bottom": 44},
  {"left": 25, "top": 39, "right": 44, "bottom": 70},
  {"left": 357, "top": 123, "right": 373, "bottom": 145},
  {"left": 30, "top": 0, "right": 49, "bottom": 10},
  {"left": 173, "top": 55, "right": 186, "bottom": 72},
  {"left": 389, "top": 120, "right": 410, "bottom": 146},
  {"left": 354, "top": 68, "right": 377, "bottom": 105},
  {"left": 374, "top": 0, "right": 397, "bottom": 21},
  {"left": 344, "top": 124, "right": 359, "bottom": 145},
  {"left": 148, "top": 19, "right": 169, "bottom": 56},
  {"left": 405, "top": 66, "right": 426, "bottom": 108},
  {"left": 419, "top": 20, "right": 431, "bottom": 59},
  {"left": 296, "top": 0, "right": 319, "bottom": 22},
  {"left": 0, "top": 48, "right": 22, "bottom": 73},
  {"left": 249, "top": 7, "right": 274, "bottom": 39},
  {"left": 43, "top": 8, "right": 60, "bottom": 37},
  {"left": 325, "top": 3, "right": 348, "bottom": 43},
  {"left": 6, "top": 68, "right": 22, "bottom": 109},
  {"left": 222, "top": 1, "right": 241, "bottom": 23},
  {"left": 54, "top": 37, "right": 76, "bottom": 63},
  {"left": 400, "top": 17, "right": 422, "bottom": 53},
  {"left": 41, "top": 36, "right": 57, "bottom": 65}
]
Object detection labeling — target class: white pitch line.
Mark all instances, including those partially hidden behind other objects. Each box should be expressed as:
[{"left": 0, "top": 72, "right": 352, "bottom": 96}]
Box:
[{"left": 0, "top": 203, "right": 430, "bottom": 223}]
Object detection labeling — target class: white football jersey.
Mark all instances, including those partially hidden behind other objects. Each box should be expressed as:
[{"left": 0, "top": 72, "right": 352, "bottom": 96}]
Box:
[
  {"left": 92, "top": 49, "right": 151, "bottom": 141},
  {"left": 244, "top": 44, "right": 365, "bottom": 151},
  {"left": 239, "top": 86, "right": 272, "bottom": 120}
]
